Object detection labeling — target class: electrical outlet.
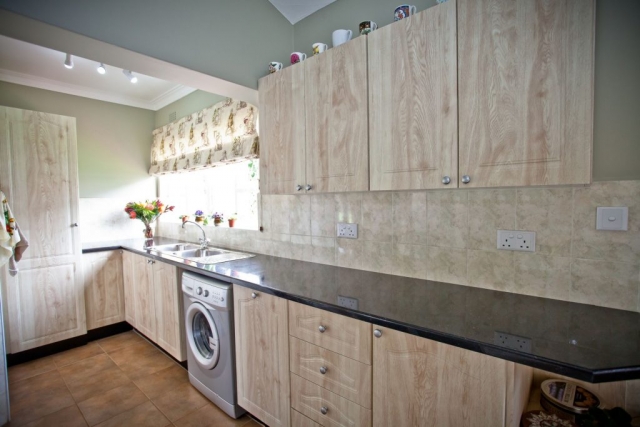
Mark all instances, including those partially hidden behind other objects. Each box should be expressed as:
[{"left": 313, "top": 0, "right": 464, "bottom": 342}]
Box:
[
  {"left": 497, "top": 230, "right": 536, "bottom": 252},
  {"left": 494, "top": 332, "right": 532, "bottom": 352},
  {"left": 337, "top": 295, "right": 359, "bottom": 310},
  {"left": 337, "top": 222, "right": 358, "bottom": 239}
]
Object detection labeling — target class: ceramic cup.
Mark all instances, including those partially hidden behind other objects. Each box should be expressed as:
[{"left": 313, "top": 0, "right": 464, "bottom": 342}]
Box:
[
  {"left": 394, "top": 4, "right": 417, "bottom": 21},
  {"left": 290, "top": 52, "right": 307, "bottom": 64},
  {"left": 332, "top": 29, "right": 353, "bottom": 47},
  {"left": 268, "top": 62, "right": 283, "bottom": 73},
  {"left": 359, "top": 21, "right": 378, "bottom": 35},
  {"left": 312, "top": 43, "right": 328, "bottom": 55}
]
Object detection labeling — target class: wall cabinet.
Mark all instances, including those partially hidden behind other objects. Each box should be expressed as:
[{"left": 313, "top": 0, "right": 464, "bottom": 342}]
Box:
[
  {"left": 259, "top": 37, "right": 369, "bottom": 195},
  {"left": 0, "top": 106, "right": 86, "bottom": 354},
  {"left": 234, "top": 285, "right": 290, "bottom": 427},
  {"left": 83, "top": 250, "right": 125, "bottom": 330}
]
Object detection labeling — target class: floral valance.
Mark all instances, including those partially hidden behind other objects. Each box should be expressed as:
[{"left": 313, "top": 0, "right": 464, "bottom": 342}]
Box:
[{"left": 149, "top": 98, "right": 259, "bottom": 175}]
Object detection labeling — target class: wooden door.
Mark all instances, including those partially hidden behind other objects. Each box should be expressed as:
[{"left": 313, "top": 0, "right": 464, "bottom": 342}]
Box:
[
  {"left": 122, "top": 250, "right": 136, "bottom": 326},
  {"left": 131, "top": 253, "right": 156, "bottom": 341},
  {"left": 458, "top": 0, "right": 595, "bottom": 187},
  {"left": 83, "top": 250, "right": 125, "bottom": 330},
  {"left": 234, "top": 285, "right": 290, "bottom": 427},
  {"left": 0, "top": 106, "right": 86, "bottom": 353},
  {"left": 368, "top": 1, "right": 458, "bottom": 191},
  {"left": 153, "top": 261, "right": 185, "bottom": 361},
  {"left": 305, "top": 37, "right": 369, "bottom": 193},
  {"left": 258, "top": 64, "right": 306, "bottom": 195}
]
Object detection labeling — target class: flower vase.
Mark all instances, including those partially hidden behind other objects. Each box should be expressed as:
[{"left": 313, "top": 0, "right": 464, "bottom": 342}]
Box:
[
  {"left": 195, "top": 216, "right": 205, "bottom": 224},
  {"left": 143, "top": 225, "right": 154, "bottom": 247},
  {"left": 214, "top": 219, "right": 223, "bottom": 227},
  {"left": 228, "top": 219, "right": 235, "bottom": 228}
]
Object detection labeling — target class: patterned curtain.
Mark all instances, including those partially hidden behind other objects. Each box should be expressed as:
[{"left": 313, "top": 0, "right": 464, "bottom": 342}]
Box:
[{"left": 149, "top": 98, "right": 259, "bottom": 175}]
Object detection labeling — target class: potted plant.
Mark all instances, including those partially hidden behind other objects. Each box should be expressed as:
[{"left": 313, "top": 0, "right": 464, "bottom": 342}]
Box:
[
  {"left": 179, "top": 214, "right": 190, "bottom": 224},
  {"left": 124, "top": 200, "right": 174, "bottom": 240},
  {"left": 194, "top": 210, "right": 208, "bottom": 225},
  {"left": 228, "top": 213, "right": 237, "bottom": 228},
  {"left": 212, "top": 212, "right": 224, "bottom": 227}
]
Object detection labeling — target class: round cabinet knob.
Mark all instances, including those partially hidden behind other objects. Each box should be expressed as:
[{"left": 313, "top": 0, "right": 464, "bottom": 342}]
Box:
[
  {"left": 71, "top": 223, "right": 79, "bottom": 227},
  {"left": 196, "top": 287, "right": 203, "bottom": 295},
  {"left": 442, "top": 176, "right": 451, "bottom": 185},
  {"left": 320, "top": 406, "right": 328, "bottom": 415},
  {"left": 296, "top": 185, "right": 303, "bottom": 192},
  {"left": 305, "top": 184, "right": 313, "bottom": 191},
  {"left": 461, "top": 175, "right": 471, "bottom": 184},
  {"left": 319, "top": 366, "right": 328, "bottom": 375},
  {"left": 203, "top": 290, "right": 210, "bottom": 297},
  {"left": 251, "top": 292, "right": 258, "bottom": 299},
  {"left": 374, "top": 329, "right": 382, "bottom": 338},
  {"left": 318, "top": 325, "right": 326, "bottom": 333}
]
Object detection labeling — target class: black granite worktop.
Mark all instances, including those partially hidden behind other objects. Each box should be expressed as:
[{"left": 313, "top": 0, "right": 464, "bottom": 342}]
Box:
[{"left": 83, "top": 238, "right": 640, "bottom": 383}]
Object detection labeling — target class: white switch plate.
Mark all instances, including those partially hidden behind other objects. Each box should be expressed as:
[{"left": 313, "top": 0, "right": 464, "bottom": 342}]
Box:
[
  {"left": 596, "top": 207, "right": 628, "bottom": 231},
  {"left": 337, "top": 222, "right": 358, "bottom": 239},
  {"left": 497, "top": 230, "right": 536, "bottom": 252}
]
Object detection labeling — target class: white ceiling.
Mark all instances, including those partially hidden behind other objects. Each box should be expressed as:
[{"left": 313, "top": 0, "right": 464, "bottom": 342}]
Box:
[
  {"left": 268, "top": 0, "right": 337, "bottom": 24},
  {"left": 0, "top": 35, "right": 196, "bottom": 110}
]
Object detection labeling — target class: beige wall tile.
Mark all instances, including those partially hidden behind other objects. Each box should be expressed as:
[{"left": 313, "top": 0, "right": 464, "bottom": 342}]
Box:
[
  {"left": 516, "top": 188, "right": 573, "bottom": 256},
  {"left": 290, "top": 235, "right": 311, "bottom": 261},
  {"left": 393, "top": 244, "right": 428, "bottom": 279},
  {"left": 513, "top": 253, "right": 572, "bottom": 300},
  {"left": 361, "top": 241, "right": 395, "bottom": 274},
  {"left": 467, "top": 249, "right": 514, "bottom": 291},
  {"left": 571, "top": 258, "right": 640, "bottom": 311},
  {"left": 468, "top": 189, "right": 516, "bottom": 251},
  {"left": 426, "top": 246, "right": 467, "bottom": 285},
  {"left": 311, "top": 194, "right": 336, "bottom": 237},
  {"left": 393, "top": 192, "right": 428, "bottom": 245},
  {"left": 270, "top": 195, "right": 292, "bottom": 234},
  {"left": 335, "top": 192, "right": 361, "bottom": 224},
  {"left": 427, "top": 190, "right": 468, "bottom": 249},
  {"left": 361, "top": 192, "right": 393, "bottom": 242},
  {"left": 573, "top": 181, "right": 640, "bottom": 264},
  {"left": 290, "top": 195, "right": 311, "bottom": 235},
  {"left": 311, "top": 237, "right": 336, "bottom": 265},
  {"left": 259, "top": 195, "right": 273, "bottom": 232},
  {"left": 336, "top": 238, "right": 362, "bottom": 269}
]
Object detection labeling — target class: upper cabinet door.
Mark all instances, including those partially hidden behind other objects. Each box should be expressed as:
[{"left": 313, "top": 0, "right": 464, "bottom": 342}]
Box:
[
  {"left": 305, "top": 37, "right": 369, "bottom": 193},
  {"left": 259, "top": 65, "right": 306, "bottom": 195},
  {"left": 368, "top": 1, "right": 458, "bottom": 191},
  {"left": 458, "top": 0, "right": 595, "bottom": 187}
]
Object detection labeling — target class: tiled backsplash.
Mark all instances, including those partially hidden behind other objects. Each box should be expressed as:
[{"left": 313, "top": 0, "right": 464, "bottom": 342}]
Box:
[
  {"left": 80, "top": 198, "right": 154, "bottom": 243},
  {"left": 158, "top": 181, "right": 640, "bottom": 313}
]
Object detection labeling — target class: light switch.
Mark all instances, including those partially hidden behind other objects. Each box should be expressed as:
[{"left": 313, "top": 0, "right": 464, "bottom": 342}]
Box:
[{"left": 596, "top": 207, "right": 628, "bottom": 231}]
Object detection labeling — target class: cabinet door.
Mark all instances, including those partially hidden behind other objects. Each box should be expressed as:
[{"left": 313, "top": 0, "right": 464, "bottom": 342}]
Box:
[
  {"left": 368, "top": 1, "right": 458, "bottom": 191},
  {"left": 305, "top": 37, "right": 369, "bottom": 193},
  {"left": 122, "top": 250, "right": 136, "bottom": 326},
  {"left": 234, "top": 285, "right": 290, "bottom": 427},
  {"left": 153, "top": 261, "right": 185, "bottom": 361},
  {"left": 131, "top": 253, "right": 156, "bottom": 341},
  {"left": 259, "top": 65, "right": 306, "bottom": 195},
  {"left": 0, "top": 107, "right": 86, "bottom": 353},
  {"left": 458, "top": 0, "right": 595, "bottom": 187},
  {"left": 83, "top": 250, "right": 125, "bottom": 330}
]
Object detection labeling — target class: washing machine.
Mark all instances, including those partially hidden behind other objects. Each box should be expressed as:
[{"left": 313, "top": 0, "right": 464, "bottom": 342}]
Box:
[{"left": 182, "top": 272, "right": 245, "bottom": 419}]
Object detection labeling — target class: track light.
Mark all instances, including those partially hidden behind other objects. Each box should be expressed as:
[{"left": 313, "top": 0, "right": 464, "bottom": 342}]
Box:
[
  {"left": 122, "top": 69, "right": 138, "bottom": 83},
  {"left": 97, "top": 63, "right": 106, "bottom": 74},
  {"left": 64, "top": 53, "right": 74, "bottom": 69}
]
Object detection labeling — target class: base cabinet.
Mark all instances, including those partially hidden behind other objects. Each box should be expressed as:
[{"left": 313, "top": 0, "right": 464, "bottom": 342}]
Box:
[{"left": 83, "top": 250, "right": 125, "bottom": 330}]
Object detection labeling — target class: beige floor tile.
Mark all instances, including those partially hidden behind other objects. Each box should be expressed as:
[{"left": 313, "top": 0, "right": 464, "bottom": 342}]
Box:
[
  {"left": 77, "top": 383, "right": 148, "bottom": 426},
  {"left": 111, "top": 346, "right": 175, "bottom": 381},
  {"left": 93, "top": 401, "right": 170, "bottom": 427},
  {"left": 7, "top": 356, "right": 56, "bottom": 384},
  {"left": 9, "top": 370, "right": 76, "bottom": 426},
  {"left": 52, "top": 343, "right": 105, "bottom": 368},
  {"left": 107, "top": 340, "right": 158, "bottom": 366},
  {"left": 95, "top": 331, "right": 144, "bottom": 353},
  {"left": 22, "top": 404, "right": 88, "bottom": 427},
  {"left": 133, "top": 364, "right": 189, "bottom": 400},
  {"left": 151, "top": 382, "right": 209, "bottom": 422},
  {"left": 173, "top": 403, "right": 252, "bottom": 427},
  {"left": 58, "top": 354, "right": 117, "bottom": 385},
  {"left": 65, "top": 364, "right": 132, "bottom": 403}
]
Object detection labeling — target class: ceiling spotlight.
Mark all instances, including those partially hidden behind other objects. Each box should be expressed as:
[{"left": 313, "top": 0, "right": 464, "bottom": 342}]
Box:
[
  {"left": 64, "top": 53, "right": 74, "bottom": 69},
  {"left": 97, "top": 63, "right": 106, "bottom": 74},
  {"left": 122, "top": 69, "right": 138, "bottom": 83}
]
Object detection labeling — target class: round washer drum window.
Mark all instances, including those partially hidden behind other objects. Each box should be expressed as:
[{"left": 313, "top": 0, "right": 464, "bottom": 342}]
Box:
[{"left": 193, "top": 311, "right": 214, "bottom": 359}]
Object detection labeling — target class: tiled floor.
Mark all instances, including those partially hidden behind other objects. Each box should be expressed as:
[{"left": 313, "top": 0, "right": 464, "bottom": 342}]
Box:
[{"left": 6, "top": 331, "right": 261, "bottom": 427}]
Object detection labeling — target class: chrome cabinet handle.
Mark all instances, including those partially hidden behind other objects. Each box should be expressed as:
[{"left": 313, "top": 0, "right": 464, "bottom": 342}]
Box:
[
  {"left": 461, "top": 175, "right": 471, "bottom": 184},
  {"left": 71, "top": 223, "right": 78, "bottom": 227},
  {"left": 305, "top": 184, "right": 312, "bottom": 191},
  {"left": 320, "top": 406, "right": 328, "bottom": 415},
  {"left": 296, "top": 185, "right": 303, "bottom": 191},
  {"left": 374, "top": 329, "right": 382, "bottom": 338},
  {"left": 251, "top": 292, "right": 258, "bottom": 299},
  {"left": 319, "top": 366, "right": 327, "bottom": 375},
  {"left": 318, "top": 325, "right": 326, "bottom": 333},
  {"left": 442, "top": 176, "right": 451, "bottom": 185}
]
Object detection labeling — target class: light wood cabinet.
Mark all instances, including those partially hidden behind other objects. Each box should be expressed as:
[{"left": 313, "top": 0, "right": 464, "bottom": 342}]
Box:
[
  {"left": 291, "top": 409, "right": 321, "bottom": 427},
  {"left": 122, "top": 250, "right": 136, "bottom": 325},
  {"left": 0, "top": 106, "right": 86, "bottom": 353},
  {"left": 131, "top": 253, "right": 156, "bottom": 341},
  {"left": 234, "top": 285, "right": 290, "bottom": 427},
  {"left": 368, "top": 0, "right": 458, "bottom": 191},
  {"left": 457, "top": 0, "right": 595, "bottom": 187},
  {"left": 83, "top": 250, "right": 124, "bottom": 330}
]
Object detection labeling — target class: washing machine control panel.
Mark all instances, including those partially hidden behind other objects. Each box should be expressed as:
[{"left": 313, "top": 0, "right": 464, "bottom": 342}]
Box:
[{"left": 193, "top": 283, "right": 229, "bottom": 309}]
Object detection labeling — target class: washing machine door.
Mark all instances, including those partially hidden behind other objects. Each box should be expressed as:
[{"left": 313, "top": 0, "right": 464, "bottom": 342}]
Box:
[{"left": 186, "top": 302, "right": 220, "bottom": 370}]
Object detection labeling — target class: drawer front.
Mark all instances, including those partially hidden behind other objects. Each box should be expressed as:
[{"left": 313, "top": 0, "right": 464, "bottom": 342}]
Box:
[
  {"left": 289, "top": 301, "right": 372, "bottom": 364},
  {"left": 291, "top": 374, "right": 372, "bottom": 427},
  {"left": 292, "top": 409, "right": 321, "bottom": 427},
  {"left": 290, "top": 337, "right": 372, "bottom": 408}
]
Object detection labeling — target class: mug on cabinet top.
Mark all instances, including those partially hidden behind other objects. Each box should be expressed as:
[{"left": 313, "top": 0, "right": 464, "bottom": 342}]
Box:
[
  {"left": 312, "top": 43, "right": 328, "bottom": 55},
  {"left": 268, "top": 62, "right": 283, "bottom": 73},
  {"left": 359, "top": 21, "right": 378, "bottom": 35},
  {"left": 332, "top": 29, "right": 352, "bottom": 47},
  {"left": 290, "top": 52, "right": 307, "bottom": 64},
  {"left": 394, "top": 4, "right": 417, "bottom": 21}
]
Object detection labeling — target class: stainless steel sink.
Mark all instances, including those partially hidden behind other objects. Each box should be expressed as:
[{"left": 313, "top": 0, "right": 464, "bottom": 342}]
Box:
[
  {"left": 177, "top": 248, "right": 228, "bottom": 258},
  {"left": 150, "top": 244, "right": 253, "bottom": 264},
  {"left": 149, "top": 243, "right": 201, "bottom": 252}
]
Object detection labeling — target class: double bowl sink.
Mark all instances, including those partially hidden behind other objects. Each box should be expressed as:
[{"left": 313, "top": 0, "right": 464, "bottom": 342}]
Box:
[{"left": 149, "top": 243, "right": 254, "bottom": 264}]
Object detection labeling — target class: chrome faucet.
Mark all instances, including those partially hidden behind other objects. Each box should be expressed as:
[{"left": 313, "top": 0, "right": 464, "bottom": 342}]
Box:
[{"left": 182, "top": 220, "right": 210, "bottom": 249}]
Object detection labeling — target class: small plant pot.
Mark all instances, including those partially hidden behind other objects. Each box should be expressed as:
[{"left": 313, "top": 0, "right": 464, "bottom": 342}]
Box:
[
  {"left": 228, "top": 219, "right": 236, "bottom": 228},
  {"left": 214, "top": 219, "right": 223, "bottom": 227},
  {"left": 195, "top": 216, "right": 205, "bottom": 224},
  {"left": 180, "top": 216, "right": 190, "bottom": 224}
]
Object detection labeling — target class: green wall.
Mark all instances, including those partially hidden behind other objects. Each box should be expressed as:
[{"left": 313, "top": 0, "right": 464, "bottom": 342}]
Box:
[
  {"left": 154, "top": 90, "right": 227, "bottom": 129},
  {"left": 0, "top": 81, "right": 156, "bottom": 198}
]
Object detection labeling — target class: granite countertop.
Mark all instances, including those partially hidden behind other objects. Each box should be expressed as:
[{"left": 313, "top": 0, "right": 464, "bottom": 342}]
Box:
[{"left": 83, "top": 238, "right": 640, "bottom": 383}]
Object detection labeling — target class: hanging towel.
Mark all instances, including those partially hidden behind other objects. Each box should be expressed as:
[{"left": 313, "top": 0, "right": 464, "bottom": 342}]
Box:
[{"left": 0, "top": 191, "right": 28, "bottom": 275}]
